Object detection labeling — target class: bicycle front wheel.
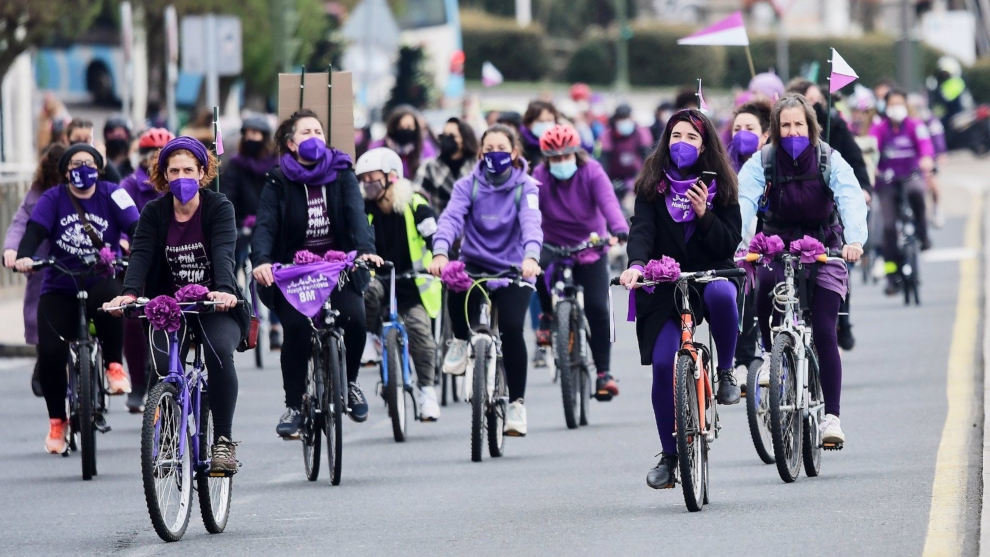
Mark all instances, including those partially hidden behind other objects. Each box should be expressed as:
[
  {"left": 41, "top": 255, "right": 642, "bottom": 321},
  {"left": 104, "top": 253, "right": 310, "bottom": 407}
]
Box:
[
  {"left": 802, "top": 348, "right": 824, "bottom": 477},
  {"left": 470, "top": 337, "right": 490, "bottom": 462},
  {"left": 554, "top": 301, "right": 580, "bottom": 429},
  {"left": 384, "top": 328, "right": 408, "bottom": 443},
  {"left": 326, "top": 338, "right": 344, "bottom": 485},
  {"left": 77, "top": 344, "right": 97, "bottom": 480},
  {"left": 197, "top": 391, "right": 232, "bottom": 534},
  {"left": 768, "top": 334, "right": 802, "bottom": 483},
  {"left": 745, "top": 358, "right": 775, "bottom": 464},
  {"left": 674, "top": 353, "right": 705, "bottom": 512},
  {"left": 142, "top": 382, "right": 193, "bottom": 542},
  {"left": 487, "top": 358, "right": 507, "bottom": 458},
  {"left": 302, "top": 348, "right": 322, "bottom": 481}
]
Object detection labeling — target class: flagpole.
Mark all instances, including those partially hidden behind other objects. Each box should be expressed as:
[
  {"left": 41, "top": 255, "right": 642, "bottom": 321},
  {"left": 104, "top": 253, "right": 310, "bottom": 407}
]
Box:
[
  {"left": 825, "top": 48, "right": 832, "bottom": 145},
  {"left": 212, "top": 105, "right": 220, "bottom": 192},
  {"left": 744, "top": 45, "right": 756, "bottom": 79}
]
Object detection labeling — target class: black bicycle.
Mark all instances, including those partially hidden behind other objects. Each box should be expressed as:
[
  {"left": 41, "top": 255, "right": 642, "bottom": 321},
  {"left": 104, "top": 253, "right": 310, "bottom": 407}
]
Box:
[
  {"left": 236, "top": 227, "right": 266, "bottom": 368},
  {"left": 893, "top": 181, "right": 922, "bottom": 306}
]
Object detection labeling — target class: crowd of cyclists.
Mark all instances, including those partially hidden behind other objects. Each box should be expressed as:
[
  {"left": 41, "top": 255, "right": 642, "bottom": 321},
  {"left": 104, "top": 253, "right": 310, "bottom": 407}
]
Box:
[{"left": 3, "top": 57, "right": 967, "bottom": 493}]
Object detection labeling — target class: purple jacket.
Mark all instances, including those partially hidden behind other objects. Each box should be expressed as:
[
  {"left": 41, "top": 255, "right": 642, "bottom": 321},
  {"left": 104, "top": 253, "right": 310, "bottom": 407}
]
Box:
[
  {"left": 532, "top": 158, "right": 628, "bottom": 249},
  {"left": 368, "top": 136, "right": 438, "bottom": 179},
  {"left": 871, "top": 117, "right": 934, "bottom": 183},
  {"left": 3, "top": 187, "right": 46, "bottom": 344},
  {"left": 119, "top": 166, "right": 162, "bottom": 214},
  {"left": 433, "top": 162, "right": 543, "bottom": 273}
]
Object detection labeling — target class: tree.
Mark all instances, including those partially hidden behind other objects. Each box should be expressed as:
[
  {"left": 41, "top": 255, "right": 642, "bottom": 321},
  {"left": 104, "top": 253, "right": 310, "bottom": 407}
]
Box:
[{"left": 0, "top": 0, "right": 103, "bottom": 78}]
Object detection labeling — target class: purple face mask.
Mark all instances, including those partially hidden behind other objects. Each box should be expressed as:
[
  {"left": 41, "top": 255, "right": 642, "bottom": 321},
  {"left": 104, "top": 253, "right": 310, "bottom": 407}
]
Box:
[
  {"left": 169, "top": 177, "right": 200, "bottom": 205},
  {"left": 482, "top": 151, "right": 513, "bottom": 176},
  {"left": 297, "top": 137, "right": 326, "bottom": 162},
  {"left": 780, "top": 136, "right": 811, "bottom": 159},
  {"left": 69, "top": 165, "right": 99, "bottom": 189},
  {"left": 730, "top": 130, "right": 760, "bottom": 158},
  {"left": 669, "top": 141, "right": 699, "bottom": 169}
]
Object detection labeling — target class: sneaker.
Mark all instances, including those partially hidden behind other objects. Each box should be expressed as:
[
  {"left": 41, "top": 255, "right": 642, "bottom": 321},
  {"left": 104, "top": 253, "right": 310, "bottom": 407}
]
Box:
[
  {"left": 417, "top": 384, "right": 440, "bottom": 421},
  {"left": 275, "top": 407, "right": 303, "bottom": 438},
  {"left": 646, "top": 453, "right": 678, "bottom": 489},
  {"left": 758, "top": 357, "right": 770, "bottom": 387},
  {"left": 361, "top": 332, "right": 382, "bottom": 365},
  {"left": 716, "top": 368, "right": 741, "bottom": 405},
  {"left": 210, "top": 436, "right": 239, "bottom": 475},
  {"left": 269, "top": 326, "right": 283, "bottom": 351},
  {"left": 837, "top": 322, "right": 856, "bottom": 351},
  {"left": 31, "top": 361, "right": 42, "bottom": 397},
  {"left": 871, "top": 257, "right": 887, "bottom": 283},
  {"left": 45, "top": 418, "right": 68, "bottom": 454},
  {"left": 504, "top": 399, "right": 527, "bottom": 437},
  {"left": 733, "top": 364, "right": 748, "bottom": 393},
  {"left": 532, "top": 346, "right": 548, "bottom": 369},
  {"left": 348, "top": 382, "right": 369, "bottom": 422},
  {"left": 884, "top": 276, "right": 902, "bottom": 296},
  {"left": 126, "top": 391, "right": 145, "bottom": 414},
  {"left": 106, "top": 362, "right": 131, "bottom": 395},
  {"left": 821, "top": 413, "right": 845, "bottom": 445},
  {"left": 442, "top": 339, "right": 469, "bottom": 376},
  {"left": 595, "top": 372, "right": 619, "bottom": 401},
  {"left": 932, "top": 204, "right": 945, "bottom": 229}
]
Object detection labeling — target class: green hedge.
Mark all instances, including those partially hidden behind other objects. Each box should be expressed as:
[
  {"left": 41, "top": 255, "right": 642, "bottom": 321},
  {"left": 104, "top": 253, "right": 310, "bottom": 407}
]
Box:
[
  {"left": 966, "top": 58, "right": 990, "bottom": 102},
  {"left": 564, "top": 28, "right": 616, "bottom": 85},
  {"left": 627, "top": 24, "right": 727, "bottom": 88},
  {"left": 461, "top": 10, "right": 550, "bottom": 83}
]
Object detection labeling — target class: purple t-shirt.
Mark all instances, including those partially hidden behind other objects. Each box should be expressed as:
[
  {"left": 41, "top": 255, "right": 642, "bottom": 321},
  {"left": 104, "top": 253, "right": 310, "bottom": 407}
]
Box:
[
  {"left": 304, "top": 185, "right": 334, "bottom": 253},
  {"left": 29, "top": 182, "right": 139, "bottom": 294},
  {"left": 165, "top": 204, "right": 213, "bottom": 289}
]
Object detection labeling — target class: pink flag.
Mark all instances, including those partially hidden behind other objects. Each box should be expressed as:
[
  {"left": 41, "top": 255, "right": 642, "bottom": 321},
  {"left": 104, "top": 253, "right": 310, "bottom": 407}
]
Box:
[
  {"left": 481, "top": 61, "right": 503, "bottom": 88},
  {"left": 678, "top": 11, "right": 749, "bottom": 46},
  {"left": 214, "top": 118, "right": 224, "bottom": 156},
  {"left": 829, "top": 48, "right": 859, "bottom": 93},
  {"left": 696, "top": 79, "right": 709, "bottom": 111}
]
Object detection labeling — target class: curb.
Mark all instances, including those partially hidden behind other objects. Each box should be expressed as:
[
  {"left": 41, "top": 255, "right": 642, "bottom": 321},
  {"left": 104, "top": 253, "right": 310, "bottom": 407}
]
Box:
[
  {"left": 0, "top": 344, "right": 35, "bottom": 358},
  {"left": 980, "top": 189, "right": 989, "bottom": 556}
]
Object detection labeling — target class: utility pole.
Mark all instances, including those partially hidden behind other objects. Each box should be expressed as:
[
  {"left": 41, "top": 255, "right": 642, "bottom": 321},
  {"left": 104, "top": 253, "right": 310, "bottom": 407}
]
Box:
[
  {"left": 897, "top": 0, "right": 918, "bottom": 91},
  {"left": 614, "top": 0, "right": 630, "bottom": 92}
]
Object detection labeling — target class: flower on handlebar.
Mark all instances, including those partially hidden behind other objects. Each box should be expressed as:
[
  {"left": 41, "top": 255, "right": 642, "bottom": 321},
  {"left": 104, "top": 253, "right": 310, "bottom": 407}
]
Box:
[
  {"left": 323, "top": 250, "right": 350, "bottom": 263},
  {"left": 643, "top": 256, "right": 681, "bottom": 283},
  {"left": 441, "top": 260, "right": 474, "bottom": 293},
  {"left": 95, "top": 246, "right": 117, "bottom": 277},
  {"left": 145, "top": 295, "right": 182, "bottom": 333},
  {"left": 175, "top": 283, "right": 209, "bottom": 302},
  {"left": 748, "top": 232, "right": 784, "bottom": 257},
  {"left": 293, "top": 250, "right": 324, "bottom": 265},
  {"left": 789, "top": 235, "right": 826, "bottom": 264},
  {"left": 242, "top": 215, "right": 257, "bottom": 229}
]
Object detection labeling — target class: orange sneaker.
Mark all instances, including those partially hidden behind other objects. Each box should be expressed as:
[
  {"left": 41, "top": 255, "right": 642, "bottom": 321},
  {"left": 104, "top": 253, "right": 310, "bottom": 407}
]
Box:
[
  {"left": 106, "top": 362, "right": 132, "bottom": 395},
  {"left": 45, "top": 419, "right": 67, "bottom": 454}
]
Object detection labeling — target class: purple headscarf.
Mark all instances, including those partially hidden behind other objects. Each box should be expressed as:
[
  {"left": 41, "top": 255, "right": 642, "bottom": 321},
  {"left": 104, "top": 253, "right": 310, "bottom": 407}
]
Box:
[{"left": 158, "top": 136, "right": 209, "bottom": 173}]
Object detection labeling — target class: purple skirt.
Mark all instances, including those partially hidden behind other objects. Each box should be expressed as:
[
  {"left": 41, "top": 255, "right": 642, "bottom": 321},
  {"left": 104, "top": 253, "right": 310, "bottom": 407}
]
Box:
[{"left": 756, "top": 259, "right": 847, "bottom": 300}]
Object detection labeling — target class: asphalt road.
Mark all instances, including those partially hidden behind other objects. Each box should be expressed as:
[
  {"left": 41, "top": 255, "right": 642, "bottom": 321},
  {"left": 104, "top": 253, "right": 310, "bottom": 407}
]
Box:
[{"left": 0, "top": 165, "right": 984, "bottom": 556}]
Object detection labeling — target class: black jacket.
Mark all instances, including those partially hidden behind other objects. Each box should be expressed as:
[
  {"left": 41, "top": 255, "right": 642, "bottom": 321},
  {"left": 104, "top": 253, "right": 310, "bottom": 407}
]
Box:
[
  {"left": 815, "top": 103, "right": 873, "bottom": 193},
  {"left": 626, "top": 193, "right": 742, "bottom": 365},
  {"left": 250, "top": 166, "right": 375, "bottom": 290},
  {"left": 219, "top": 157, "right": 270, "bottom": 225}
]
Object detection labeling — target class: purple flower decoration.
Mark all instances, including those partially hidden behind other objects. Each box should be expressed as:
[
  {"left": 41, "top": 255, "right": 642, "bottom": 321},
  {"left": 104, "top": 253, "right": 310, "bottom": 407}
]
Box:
[
  {"left": 293, "top": 250, "right": 323, "bottom": 265},
  {"left": 643, "top": 256, "right": 681, "bottom": 283},
  {"left": 323, "top": 250, "right": 350, "bottom": 263},
  {"left": 145, "top": 295, "right": 182, "bottom": 333},
  {"left": 748, "top": 233, "right": 784, "bottom": 257},
  {"left": 441, "top": 261, "right": 474, "bottom": 293},
  {"left": 98, "top": 246, "right": 115, "bottom": 268},
  {"left": 789, "top": 235, "right": 826, "bottom": 264},
  {"left": 242, "top": 215, "right": 257, "bottom": 228},
  {"left": 175, "top": 283, "right": 209, "bottom": 302}
]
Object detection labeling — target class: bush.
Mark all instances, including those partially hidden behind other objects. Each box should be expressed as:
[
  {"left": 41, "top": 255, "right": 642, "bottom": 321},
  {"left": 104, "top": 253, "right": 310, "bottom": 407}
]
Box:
[
  {"left": 460, "top": 10, "right": 550, "bottom": 83},
  {"left": 627, "top": 23, "right": 728, "bottom": 88},
  {"left": 563, "top": 28, "right": 615, "bottom": 85},
  {"left": 965, "top": 58, "right": 990, "bottom": 103}
]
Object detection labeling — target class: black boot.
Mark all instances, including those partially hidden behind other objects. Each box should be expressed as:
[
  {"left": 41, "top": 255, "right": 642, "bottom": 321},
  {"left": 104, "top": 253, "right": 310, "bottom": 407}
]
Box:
[
  {"left": 31, "top": 360, "right": 42, "bottom": 397},
  {"left": 647, "top": 453, "right": 678, "bottom": 489},
  {"left": 837, "top": 320, "right": 855, "bottom": 351},
  {"left": 716, "top": 369, "right": 741, "bottom": 405}
]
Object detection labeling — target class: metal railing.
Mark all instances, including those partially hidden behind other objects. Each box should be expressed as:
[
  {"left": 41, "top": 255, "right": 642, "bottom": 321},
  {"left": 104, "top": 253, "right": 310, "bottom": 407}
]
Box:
[{"left": 0, "top": 175, "right": 32, "bottom": 290}]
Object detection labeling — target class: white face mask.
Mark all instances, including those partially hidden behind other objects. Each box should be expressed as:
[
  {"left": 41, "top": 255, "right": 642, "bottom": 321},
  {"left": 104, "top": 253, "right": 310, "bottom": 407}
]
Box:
[{"left": 886, "top": 105, "right": 908, "bottom": 123}]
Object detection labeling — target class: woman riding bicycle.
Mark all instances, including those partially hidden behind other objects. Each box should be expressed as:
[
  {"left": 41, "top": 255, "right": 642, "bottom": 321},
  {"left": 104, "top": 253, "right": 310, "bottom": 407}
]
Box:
[
  {"left": 428, "top": 124, "right": 543, "bottom": 437},
  {"left": 532, "top": 124, "right": 628, "bottom": 400},
  {"left": 414, "top": 117, "right": 478, "bottom": 214},
  {"left": 15, "top": 143, "right": 139, "bottom": 454},
  {"left": 737, "top": 94, "right": 868, "bottom": 450},
  {"left": 104, "top": 136, "right": 244, "bottom": 474},
  {"left": 617, "top": 108, "right": 742, "bottom": 490},
  {"left": 870, "top": 87, "right": 935, "bottom": 295},
  {"left": 250, "top": 109, "right": 381, "bottom": 438}
]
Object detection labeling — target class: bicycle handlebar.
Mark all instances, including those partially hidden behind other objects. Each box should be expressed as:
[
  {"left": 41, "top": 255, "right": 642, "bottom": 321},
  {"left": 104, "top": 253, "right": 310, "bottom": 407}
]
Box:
[
  {"left": 543, "top": 235, "right": 612, "bottom": 258},
  {"left": 100, "top": 299, "right": 244, "bottom": 315},
  {"left": 735, "top": 249, "right": 845, "bottom": 265},
  {"left": 14, "top": 255, "right": 128, "bottom": 275},
  {"left": 609, "top": 267, "right": 745, "bottom": 287}
]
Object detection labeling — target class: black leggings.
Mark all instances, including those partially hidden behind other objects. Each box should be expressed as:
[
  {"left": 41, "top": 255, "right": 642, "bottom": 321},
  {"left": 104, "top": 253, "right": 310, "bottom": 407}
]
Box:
[
  {"left": 449, "top": 280, "right": 531, "bottom": 401},
  {"left": 37, "top": 278, "right": 123, "bottom": 421},
  {"left": 536, "top": 254, "right": 612, "bottom": 374},
  {"left": 260, "top": 284, "right": 367, "bottom": 408},
  {"left": 150, "top": 312, "right": 240, "bottom": 440}
]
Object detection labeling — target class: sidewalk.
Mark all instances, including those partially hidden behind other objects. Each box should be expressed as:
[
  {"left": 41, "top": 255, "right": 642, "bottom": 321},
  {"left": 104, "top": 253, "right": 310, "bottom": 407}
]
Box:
[{"left": 0, "top": 284, "right": 32, "bottom": 357}]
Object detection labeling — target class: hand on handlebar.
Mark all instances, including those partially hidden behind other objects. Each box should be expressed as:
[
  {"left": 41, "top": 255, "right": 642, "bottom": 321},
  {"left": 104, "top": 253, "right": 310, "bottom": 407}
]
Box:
[
  {"left": 103, "top": 295, "right": 138, "bottom": 317},
  {"left": 619, "top": 267, "right": 643, "bottom": 289},
  {"left": 428, "top": 254, "right": 449, "bottom": 277},
  {"left": 521, "top": 258, "right": 541, "bottom": 279},
  {"left": 208, "top": 291, "right": 238, "bottom": 311},
  {"left": 3, "top": 249, "right": 16, "bottom": 269},
  {"left": 253, "top": 263, "right": 274, "bottom": 287},
  {"left": 841, "top": 243, "right": 863, "bottom": 263},
  {"left": 360, "top": 253, "right": 385, "bottom": 267},
  {"left": 13, "top": 257, "right": 35, "bottom": 273}
]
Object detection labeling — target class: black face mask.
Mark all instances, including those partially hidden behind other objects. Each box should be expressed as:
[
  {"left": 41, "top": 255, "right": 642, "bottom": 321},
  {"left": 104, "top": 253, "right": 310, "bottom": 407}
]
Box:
[
  {"left": 391, "top": 128, "right": 418, "bottom": 146},
  {"left": 106, "top": 138, "right": 129, "bottom": 158},
  {"left": 439, "top": 134, "right": 459, "bottom": 157},
  {"left": 241, "top": 139, "right": 264, "bottom": 157}
]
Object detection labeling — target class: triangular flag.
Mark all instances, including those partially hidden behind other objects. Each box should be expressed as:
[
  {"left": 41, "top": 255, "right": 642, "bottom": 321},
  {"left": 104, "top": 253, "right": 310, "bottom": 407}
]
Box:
[
  {"left": 678, "top": 11, "right": 749, "bottom": 47},
  {"left": 696, "top": 79, "right": 709, "bottom": 111},
  {"left": 481, "top": 61, "right": 503, "bottom": 88},
  {"left": 214, "top": 114, "right": 224, "bottom": 156},
  {"left": 829, "top": 48, "right": 858, "bottom": 93}
]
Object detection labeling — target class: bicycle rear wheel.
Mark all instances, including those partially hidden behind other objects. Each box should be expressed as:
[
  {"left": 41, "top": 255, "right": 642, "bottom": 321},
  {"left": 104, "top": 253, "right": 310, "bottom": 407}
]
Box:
[
  {"left": 802, "top": 349, "right": 824, "bottom": 477},
  {"left": 197, "top": 391, "right": 232, "bottom": 534},
  {"left": 302, "top": 349, "right": 322, "bottom": 481},
  {"left": 78, "top": 344, "right": 97, "bottom": 480},
  {"left": 487, "top": 358, "right": 507, "bottom": 457},
  {"left": 903, "top": 241, "right": 921, "bottom": 306},
  {"left": 768, "top": 334, "right": 802, "bottom": 483},
  {"left": 674, "top": 353, "right": 705, "bottom": 512},
  {"left": 745, "top": 358, "right": 775, "bottom": 464},
  {"left": 251, "top": 282, "right": 264, "bottom": 369},
  {"left": 384, "top": 328, "right": 408, "bottom": 442},
  {"left": 142, "top": 382, "right": 193, "bottom": 542},
  {"left": 554, "top": 301, "right": 580, "bottom": 430},
  {"left": 326, "top": 338, "right": 344, "bottom": 485},
  {"left": 470, "top": 337, "right": 490, "bottom": 462}
]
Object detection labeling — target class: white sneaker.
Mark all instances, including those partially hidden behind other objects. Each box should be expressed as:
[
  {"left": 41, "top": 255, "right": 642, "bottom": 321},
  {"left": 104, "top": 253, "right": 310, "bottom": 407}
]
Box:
[
  {"left": 361, "top": 333, "right": 381, "bottom": 365},
  {"left": 442, "top": 339, "right": 469, "bottom": 376},
  {"left": 757, "top": 357, "right": 770, "bottom": 387},
  {"left": 820, "top": 413, "right": 845, "bottom": 445},
  {"left": 417, "top": 385, "right": 440, "bottom": 421},
  {"left": 871, "top": 257, "right": 886, "bottom": 282},
  {"left": 504, "top": 399, "right": 527, "bottom": 437},
  {"left": 931, "top": 203, "right": 945, "bottom": 229},
  {"left": 734, "top": 364, "right": 748, "bottom": 391}
]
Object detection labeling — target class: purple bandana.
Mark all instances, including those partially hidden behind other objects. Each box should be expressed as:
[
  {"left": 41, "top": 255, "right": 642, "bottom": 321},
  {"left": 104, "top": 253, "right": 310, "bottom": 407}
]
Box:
[
  {"left": 662, "top": 172, "right": 716, "bottom": 222},
  {"left": 273, "top": 251, "right": 357, "bottom": 317}
]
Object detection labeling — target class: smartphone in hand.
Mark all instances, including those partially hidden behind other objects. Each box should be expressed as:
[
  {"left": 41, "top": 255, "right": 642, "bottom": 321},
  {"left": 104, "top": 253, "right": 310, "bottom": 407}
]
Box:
[{"left": 700, "top": 171, "right": 717, "bottom": 187}]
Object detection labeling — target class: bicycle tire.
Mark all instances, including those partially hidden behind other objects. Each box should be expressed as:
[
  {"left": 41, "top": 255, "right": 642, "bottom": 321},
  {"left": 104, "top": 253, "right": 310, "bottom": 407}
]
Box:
[
  {"left": 326, "top": 338, "right": 344, "bottom": 485},
  {"left": 471, "top": 337, "right": 490, "bottom": 462},
  {"left": 142, "top": 381, "right": 193, "bottom": 542},
  {"left": 578, "top": 314, "right": 593, "bottom": 427},
  {"left": 78, "top": 343, "right": 96, "bottom": 480},
  {"left": 487, "top": 358, "right": 506, "bottom": 457},
  {"left": 802, "top": 348, "right": 824, "bottom": 477},
  {"left": 302, "top": 348, "right": 322, "bottom": 481},
  {"left": 745, "top": 358, "right": 775, "bottom": 464},
  {"left": 197, "top": 391, "right": 232, "bottom": 533},
  {"left": 674, "top": 353, "right": 705, "bottom": 512},
  {"left": 251, "top": 282, "right": 264, "bottom": 369},
  {"left": 768, "top": 334, "right": 802, "bottom": 483},
  {"left": 554, "top": 301, "right": 580, "bottom": 430},
  {"left": 384, "top": 328, "right": 408, "bottom": 443}
]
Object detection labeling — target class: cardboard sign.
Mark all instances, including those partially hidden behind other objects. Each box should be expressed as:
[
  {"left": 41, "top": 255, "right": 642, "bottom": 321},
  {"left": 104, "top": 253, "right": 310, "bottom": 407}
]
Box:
[{"left": 278, "top": 71, "right": 355, "bottom": 159}]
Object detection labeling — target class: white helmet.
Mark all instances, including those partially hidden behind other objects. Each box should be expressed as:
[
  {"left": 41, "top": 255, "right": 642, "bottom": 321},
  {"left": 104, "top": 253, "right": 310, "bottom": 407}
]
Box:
[
  {"left": 937, "top": 56, "right": 962, "bottom": 78},
  {"left": 355, "top": 147, "right": 404, "bottom": 180}
]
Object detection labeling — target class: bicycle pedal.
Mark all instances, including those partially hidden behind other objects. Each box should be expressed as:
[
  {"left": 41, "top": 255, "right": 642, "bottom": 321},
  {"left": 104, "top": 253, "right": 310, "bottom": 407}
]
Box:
[
  {"left": 822, "top": 442, "right": 844, "bottom": 451},
  {"left": 594, "top": 391, "right": 614, "bottom": 402}
]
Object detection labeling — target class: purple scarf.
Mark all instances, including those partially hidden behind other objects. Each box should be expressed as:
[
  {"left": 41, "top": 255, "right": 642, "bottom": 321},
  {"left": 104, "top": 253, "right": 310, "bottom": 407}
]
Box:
[
  {"left": 231, "top": 153, "right": 277, "bottom": 178},
  {"left": 661, "top": 172, "right": 716, "bottom": 223},
  {"left": 280, "top": 147, "right": 352, "bottom": 186}
]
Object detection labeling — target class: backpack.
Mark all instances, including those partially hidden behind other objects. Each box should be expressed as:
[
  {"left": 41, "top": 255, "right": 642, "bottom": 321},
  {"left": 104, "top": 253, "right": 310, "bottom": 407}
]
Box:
[{"left": 756, "top": 142, "right": 835, "bottom": 230}]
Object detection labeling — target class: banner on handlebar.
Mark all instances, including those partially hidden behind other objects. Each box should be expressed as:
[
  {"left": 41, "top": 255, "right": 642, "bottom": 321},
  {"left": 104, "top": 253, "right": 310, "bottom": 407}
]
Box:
[{"left": 273, "top": 252, "right": 356, "bottom": 317}]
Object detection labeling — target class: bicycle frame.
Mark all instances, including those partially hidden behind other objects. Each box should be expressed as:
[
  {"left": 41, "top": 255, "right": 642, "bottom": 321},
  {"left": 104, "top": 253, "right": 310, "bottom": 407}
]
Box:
[
  {"left": 673, "top": 278, "right": 716, "bottom": 439},
  {"left": 379, "top": 267, "right": 413, "bottom": 395},
  {"left": 768, "top": 254, "right": 816, "bottom": 420}
]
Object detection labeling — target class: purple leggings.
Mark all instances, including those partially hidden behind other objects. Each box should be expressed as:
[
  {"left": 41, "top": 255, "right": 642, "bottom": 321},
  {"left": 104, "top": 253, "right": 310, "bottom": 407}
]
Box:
[
  {"left": 756, "top": 281, "right": 843, "bottom": 417},
  {"left": 651, "top": 280, "right": 738, "bottom": 454}
]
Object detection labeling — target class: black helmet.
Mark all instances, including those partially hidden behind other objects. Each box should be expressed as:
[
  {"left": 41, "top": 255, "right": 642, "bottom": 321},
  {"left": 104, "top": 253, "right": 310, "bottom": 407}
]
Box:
[{"left": 241, "top": 116, "right": 272, "bottom": 136}]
